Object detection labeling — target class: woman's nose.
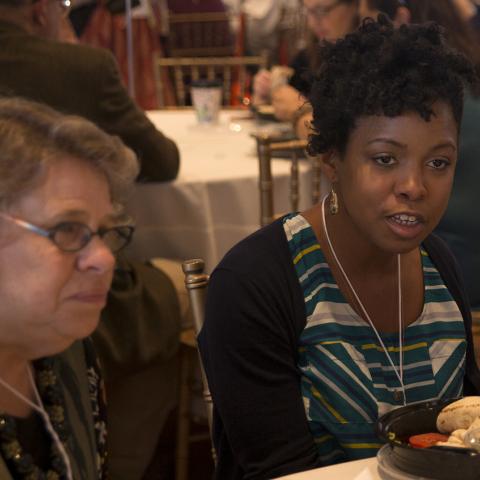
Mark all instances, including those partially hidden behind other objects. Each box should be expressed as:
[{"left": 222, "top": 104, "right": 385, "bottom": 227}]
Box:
[
  {"left": 394, "top": 166, "right": 427, "bottom": 201},
  {"left": 76, "top": 236, "right": 116, "bottom": 273}
]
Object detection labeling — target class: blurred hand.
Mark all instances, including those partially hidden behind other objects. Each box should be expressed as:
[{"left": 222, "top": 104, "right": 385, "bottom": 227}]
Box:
[
  {"left": 252, "top": 69, "right": 272, "bottom": 105},
  {"left": 295, "top": 111, "right": 313, "bottom": 139},
  {"left": 271, "top": 85, "right": 307, "bottom": 122}
]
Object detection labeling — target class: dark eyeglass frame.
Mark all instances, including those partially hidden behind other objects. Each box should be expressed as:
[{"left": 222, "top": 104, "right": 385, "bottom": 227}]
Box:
[
  {"left": 0, "top": 212, "right": 134, "bottom": 254},
  {"left": 304, "top": 0, "right": 343, "bottom": 19}
]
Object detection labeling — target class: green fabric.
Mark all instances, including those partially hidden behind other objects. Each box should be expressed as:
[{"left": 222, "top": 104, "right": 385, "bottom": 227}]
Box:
[
  {"left": 0, "top": 342, "right": 99, "bottom": 480},
  {"left": 57, "top": 342, "right": 99, "bottom": 479}
]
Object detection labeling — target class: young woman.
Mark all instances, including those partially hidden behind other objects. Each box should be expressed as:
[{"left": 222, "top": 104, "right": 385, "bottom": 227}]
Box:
[{"left": 199, "top": 16, "right": 480, "bottom": 479}]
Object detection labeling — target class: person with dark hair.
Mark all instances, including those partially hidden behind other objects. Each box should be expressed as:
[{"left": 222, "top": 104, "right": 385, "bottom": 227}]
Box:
[
  {"left": 0, "top": 0, "right": 179, "bottom": 182},
  {"left": 359, "top": 0, "right": 480, "bottom": 311},
  {"left": 252, "top": 0, "right": 359, "bottom": 123},
  {"left": 198, "top": 16, "right": 480, "bottom": 479},
  {"left": 359, "top": 0, "right": 409, "bottom": 23}
]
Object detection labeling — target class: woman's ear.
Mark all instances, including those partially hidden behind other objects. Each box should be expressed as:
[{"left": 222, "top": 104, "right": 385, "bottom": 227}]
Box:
[
  {"left": 31, "top": 0, "right": 48, "bottom": 28},
  {"left": 394, "top": 6, "right": 411, "bottom": 26},
  {"left": 320, "top": 150, "right": 340, "bottom": 183}
]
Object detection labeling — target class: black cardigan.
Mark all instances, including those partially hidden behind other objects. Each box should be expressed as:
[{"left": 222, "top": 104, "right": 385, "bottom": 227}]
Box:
[{"left": 199, "top": 217, "right": 480, "bottom": 480}]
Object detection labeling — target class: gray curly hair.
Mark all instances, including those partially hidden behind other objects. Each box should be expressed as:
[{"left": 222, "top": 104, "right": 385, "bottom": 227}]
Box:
[{"left": 0, "top": 96, "right": 139, "bottom": 210}]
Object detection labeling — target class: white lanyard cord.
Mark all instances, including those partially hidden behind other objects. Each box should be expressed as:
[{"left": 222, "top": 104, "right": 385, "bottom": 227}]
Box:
[
  {"left": 0, "top": 366, "right": 74, "bottom": 480},
  {"left": 321, "top": 197, "right": 405, "bottom": 400}
]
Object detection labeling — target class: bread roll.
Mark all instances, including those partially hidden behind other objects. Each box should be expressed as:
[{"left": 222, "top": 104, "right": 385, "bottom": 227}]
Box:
[{"left": 437, "top": 397, "right": 480, "bottom": 433}]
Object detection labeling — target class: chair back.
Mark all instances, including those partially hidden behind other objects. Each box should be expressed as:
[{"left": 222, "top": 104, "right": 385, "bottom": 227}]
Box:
[
  {"left": 472, "top": 311, "right": 480, "bottom": 367},
  {"left": 181, "top": 258, "right": 215, "bottom": 461},
  {"left": 153, "top": 53, "right": 268, "bottom": 107},
  {"left": 252, "top": 133, "right": 322, "bottom": 226},
  {"left": 168, "top": 11, "right": 235, "bottom": 57}
]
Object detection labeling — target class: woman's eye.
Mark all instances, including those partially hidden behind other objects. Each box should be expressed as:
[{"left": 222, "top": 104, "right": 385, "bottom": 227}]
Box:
[
  {"left": 373, "top": 155, "right": 395, "bottom": 166},
  {"left": 427, "top": 158, "right": 450, "bottom": 170}
]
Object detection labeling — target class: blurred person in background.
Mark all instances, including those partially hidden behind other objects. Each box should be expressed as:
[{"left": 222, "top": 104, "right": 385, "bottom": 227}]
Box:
[
  {"left": 79, "top": 0, "right": 176, "bottom": 109},
  {"left": 452, "top": 0, "right": 480, "bottom": 36},
  {"left": 0, "top": 0, "right": 179, "bottom": 182},
  {"left": 360, "top": 0, "right": 480, "bottom": 311},
  {"left": 222, "top": 0, "right": 302, "bottom": 64},
  {"left": 0, "top": 96, "right": 138, "bottom": 480},
  {"left": 252, "top": 0, "right": 359, "bottom": 123}
]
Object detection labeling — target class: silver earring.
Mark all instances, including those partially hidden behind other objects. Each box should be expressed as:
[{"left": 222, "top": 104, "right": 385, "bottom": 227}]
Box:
[{"left": 329, "top": 185, "right": 339, "bottom": 215}]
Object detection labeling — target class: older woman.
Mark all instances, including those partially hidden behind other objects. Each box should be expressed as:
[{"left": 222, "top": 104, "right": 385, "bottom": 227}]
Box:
[
  {"left": 0, "top": 97, "right": 138, "bottom": 479},
  {"left": 199, "top": 16, "right": 480, "bottom": 479}
]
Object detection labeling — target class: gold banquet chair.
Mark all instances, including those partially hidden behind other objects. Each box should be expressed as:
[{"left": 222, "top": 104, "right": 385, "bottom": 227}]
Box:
[
  {"left": 153, "top": 53, "right": 268, "bottom": 107},
  {"left": 175, "top": 259, "right": 215, "bottom": 480},
  {"left": 252, "top": 133, "right": 322, "bottom": 227},
  {"left": 167, "top": 11, "right": 235, "bottom": 58},
  {"left": 472, "top": 310, "right": 480, "bottom": 367}
]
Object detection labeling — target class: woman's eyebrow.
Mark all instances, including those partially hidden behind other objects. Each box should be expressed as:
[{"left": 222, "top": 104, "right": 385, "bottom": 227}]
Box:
[
  {"left": 48, "top": 209, "right": 89, "bottom": 222},
  {"left": 366, "top": 138, "right": 406, "bottom": 148},
  {"left": 366, "top": 138, "right": 457, "bottom": 152},
  {"left": 430, "top": 141, "right": 457, "bottom": 152}
]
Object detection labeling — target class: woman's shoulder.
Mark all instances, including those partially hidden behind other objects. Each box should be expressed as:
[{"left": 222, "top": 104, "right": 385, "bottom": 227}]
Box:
[{"left": 216, "top": 216, "right": 291, "bottom": 275}]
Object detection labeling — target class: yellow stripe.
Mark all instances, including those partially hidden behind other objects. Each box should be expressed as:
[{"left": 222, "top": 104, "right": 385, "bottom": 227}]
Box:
[
  {"left": 421, "top": 249, "right": 428, "bottom": 256},
  {"left": 361, "top": 342, "right": 427, "bottom": 352},
  {"left": 312, "top": 388, "right": 347, "bottom": 424},
  {"left": 341, "top": 443, "right": 384, "bottom": 449},
  {"left": 314, "top": 434, "right": 334, "bottom": 444},
  {"left": 319, "top": 341, "right": 344, "bottom": 346},
  {"left": 293, "top": 244, "right": 321, "bottom": 264}
]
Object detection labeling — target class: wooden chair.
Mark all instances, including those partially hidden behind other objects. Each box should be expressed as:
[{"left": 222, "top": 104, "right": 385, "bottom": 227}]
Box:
[
  {"left": 167, "top": 11, "right": 235, "bottom": 57},
  {"left": 175, "top": 259, "right": 214, "bottom": 480},
  {"left": 252, "top": 133, "right": 322, "bottom": 227},
  {"left": 471, "top": 311, "right": 480, "bottom": 367},
  {"left": 153, "top": 53, "right": 268, "bottom": 107}
]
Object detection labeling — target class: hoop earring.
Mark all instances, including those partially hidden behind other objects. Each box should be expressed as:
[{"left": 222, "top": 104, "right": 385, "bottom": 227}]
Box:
[{"left": 329, "top": 185, "right": 339, "bottom": 215}]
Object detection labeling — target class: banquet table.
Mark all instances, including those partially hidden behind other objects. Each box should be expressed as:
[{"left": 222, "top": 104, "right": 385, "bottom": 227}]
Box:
[
  {"left": 276, "top": 458, "right": 381, "bottom": 480},
  {"left": 126, "top": 109, "right": 321, "bottom": 272}
]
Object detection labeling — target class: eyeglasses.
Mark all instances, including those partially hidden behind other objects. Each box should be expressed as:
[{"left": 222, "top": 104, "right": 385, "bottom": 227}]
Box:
[
  {"left": 304, "top": 0, "right": 343, "bottom": 19},
  {"left": 0, "top": 212, "right": 134, "bottom": 254}
]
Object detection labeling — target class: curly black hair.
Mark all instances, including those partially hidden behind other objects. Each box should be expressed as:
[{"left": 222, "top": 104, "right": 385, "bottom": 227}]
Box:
[{"left": 308, "top": 15, "right": 476, "bottom": 155}]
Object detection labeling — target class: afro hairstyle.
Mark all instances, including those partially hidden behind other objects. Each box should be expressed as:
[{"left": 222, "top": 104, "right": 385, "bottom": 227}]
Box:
[{"left": 308, "top": 15, "right": 476, "bottom": 156}]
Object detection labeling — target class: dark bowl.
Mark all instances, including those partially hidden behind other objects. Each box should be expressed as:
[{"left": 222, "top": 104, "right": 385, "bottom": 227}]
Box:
[
  {"left": 376, "top": 398, "right": 480, "bottom": 480},
  {"left": 250, "top": 104, "right": 277, "bottom": 122}
]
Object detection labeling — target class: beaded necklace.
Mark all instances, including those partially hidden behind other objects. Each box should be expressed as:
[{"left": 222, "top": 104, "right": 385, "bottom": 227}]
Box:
[
  {"left": 0, "top": 358, "right": 71, "bottom": 479},
  {"left": 0, "top": 342, "right": 107, "bottom": 479}
]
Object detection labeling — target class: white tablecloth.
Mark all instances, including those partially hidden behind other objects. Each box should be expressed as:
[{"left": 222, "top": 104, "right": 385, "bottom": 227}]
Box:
[
  {"left": 276, "top": 457, "right": 381, "bottom": 480},
  {"left": 127, "top": 109, "right": 318, "bottom": 272}
]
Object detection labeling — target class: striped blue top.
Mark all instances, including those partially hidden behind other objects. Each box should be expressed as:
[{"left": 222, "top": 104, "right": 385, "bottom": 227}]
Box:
[{"left": 284, "top": 213, "right": 467, "bottom": 465}]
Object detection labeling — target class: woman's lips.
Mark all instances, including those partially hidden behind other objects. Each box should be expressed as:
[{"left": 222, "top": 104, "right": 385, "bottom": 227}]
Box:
[
  {"left": 385, "top": 213, "right": 425, "bottom": 240},
  {"left": 70, "top": 291, "right": 108, "bottom": 304}
]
